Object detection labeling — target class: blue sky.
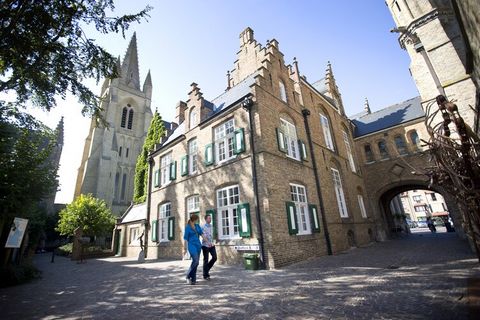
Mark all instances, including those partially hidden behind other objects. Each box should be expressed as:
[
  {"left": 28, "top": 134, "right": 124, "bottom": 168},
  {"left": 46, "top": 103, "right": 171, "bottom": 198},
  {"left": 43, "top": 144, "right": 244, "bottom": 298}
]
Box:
[{"left": 28, "top": 1, "right": 419, "bottom": 203}]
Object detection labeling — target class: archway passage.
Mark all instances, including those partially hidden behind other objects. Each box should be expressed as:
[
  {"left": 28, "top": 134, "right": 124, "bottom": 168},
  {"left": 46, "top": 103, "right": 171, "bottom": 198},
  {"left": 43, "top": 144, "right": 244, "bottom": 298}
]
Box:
[{"left": 378, "top": 181, "right": 463, "bottom": 239}]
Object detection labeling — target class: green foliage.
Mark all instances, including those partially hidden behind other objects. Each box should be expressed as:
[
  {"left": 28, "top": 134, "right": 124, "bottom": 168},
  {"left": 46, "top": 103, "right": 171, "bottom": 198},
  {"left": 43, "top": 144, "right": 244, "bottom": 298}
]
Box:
[
  {"left": 57, "top": 243, "right": 73, "bottom": 256},
  {"left": 56, "top": 194, "right": 115, "bottom": 236},
  {"left": 0, "top": 107, "right": 58, "bottom": 220},
  {"left": 0, "top": 0, "right": 152, "bottom": 119},
  {"left": 133, "top": 111, "right": 166, "bottom": 203}
]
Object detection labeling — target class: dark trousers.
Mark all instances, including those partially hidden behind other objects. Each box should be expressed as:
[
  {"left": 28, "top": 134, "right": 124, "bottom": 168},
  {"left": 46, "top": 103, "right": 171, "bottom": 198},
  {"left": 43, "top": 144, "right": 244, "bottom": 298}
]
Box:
[{"left": 202, "top": 246, "right": 217, "bottom": 278}]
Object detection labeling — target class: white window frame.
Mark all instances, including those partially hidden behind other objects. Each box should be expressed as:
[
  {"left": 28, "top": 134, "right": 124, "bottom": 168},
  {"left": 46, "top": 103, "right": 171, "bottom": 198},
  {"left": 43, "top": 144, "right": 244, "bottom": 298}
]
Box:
[
  {"left": 290, "top": 183, "right": 311, "bottom": 235},
  {"left": 129, "top": 227, "right": 140, "bottom": 244},
  {"left": 413, "top": 195, "right": 422, "bottom": 203},
  {"left": 279, "top": 81, "right": 287, "bottom": 102},
  {"left": 190, "top": 109, "right": 198, "bottom": 129},
  {"left": 187, "top": 195, "right": 200, "bottom": 214},
  {"left": 188, "top": 139, "right": 198, "bottom": 174},
  {"left": 160, "top": 153, "right": 172, "bottom": 186},
  {"left": 357, "top": 195, "right": 367, "bottom": 218},
  {"left": 214, "top": 119, "right": 236, "bottom": 164},
  {"left": 280, "top": 118, "right": 300, "bottom": 160},
  {"left": 343, "top": 130, "right": 356, "bottom": 172},
  {"left": 320, "top": 114, "right": 335, "bottom": 151},
  {"left": 159, "top": 203, "right": 171, "bottom": 242},
  {"left": 217, "top": 185, "right": 240, "bottom": 240},
  {"left": 331, "top": 168, "right": 348, "bottom": 218}
]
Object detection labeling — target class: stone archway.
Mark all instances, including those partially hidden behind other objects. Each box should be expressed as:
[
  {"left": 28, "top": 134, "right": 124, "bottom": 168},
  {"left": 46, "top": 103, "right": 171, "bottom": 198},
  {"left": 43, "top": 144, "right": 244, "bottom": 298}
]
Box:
[{"left": 372, "top": 179, "right": 465, "bottom": 239}]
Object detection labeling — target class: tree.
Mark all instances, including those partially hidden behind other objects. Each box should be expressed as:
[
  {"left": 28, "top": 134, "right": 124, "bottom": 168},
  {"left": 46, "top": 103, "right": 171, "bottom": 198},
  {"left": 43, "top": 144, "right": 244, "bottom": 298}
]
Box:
[
  {"left": 0, "top": 1, "right": 152, "bottom": 119},
  {"left": 56, "top": 194, "right": 115, "bottom": 237},
  {"left": 133, "top": 111, "right": 166, "bottom": 203}
]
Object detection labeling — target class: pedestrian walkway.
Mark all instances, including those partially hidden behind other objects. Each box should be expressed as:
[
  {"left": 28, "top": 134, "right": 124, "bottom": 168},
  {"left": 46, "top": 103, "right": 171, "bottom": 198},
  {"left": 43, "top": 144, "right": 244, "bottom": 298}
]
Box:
[{"left": 0, "top": 230, "right": 478, "bottom": 319}]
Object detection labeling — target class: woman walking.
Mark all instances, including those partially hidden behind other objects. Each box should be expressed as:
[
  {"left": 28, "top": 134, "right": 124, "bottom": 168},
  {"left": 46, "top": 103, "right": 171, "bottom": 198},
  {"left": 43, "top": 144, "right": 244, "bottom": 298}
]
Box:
[{"left": 183, "top": 214, "right": 203, "bottom": 285}]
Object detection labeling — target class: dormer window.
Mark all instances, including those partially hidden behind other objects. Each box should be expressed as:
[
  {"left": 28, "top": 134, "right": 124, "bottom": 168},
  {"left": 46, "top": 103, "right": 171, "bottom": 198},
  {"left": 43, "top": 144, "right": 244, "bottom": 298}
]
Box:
[{"left": 190, "top": 109, "right": 198, "bottom": 129}]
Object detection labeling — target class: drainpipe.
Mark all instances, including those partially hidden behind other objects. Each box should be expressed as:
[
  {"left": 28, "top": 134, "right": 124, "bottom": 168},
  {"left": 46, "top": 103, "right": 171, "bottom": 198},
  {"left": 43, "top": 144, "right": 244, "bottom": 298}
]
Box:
[
  {"left": 144, "top": 155, "right": 154, "bottom": 258},
  {"left": 242, "top": 96, "right": 267, "bottom": 268},
  {"left": 302, "top": 108, "right": 333, "bottom": 255}
]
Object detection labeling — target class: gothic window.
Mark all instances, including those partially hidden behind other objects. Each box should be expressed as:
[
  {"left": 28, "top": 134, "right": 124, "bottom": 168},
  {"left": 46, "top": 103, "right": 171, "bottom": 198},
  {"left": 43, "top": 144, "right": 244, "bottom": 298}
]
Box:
[
  {"left": 364, "top": 144, "right": 374, "bottom": 163},
  {"left": 342, "top": 129, "right": 356, "bottom": 172},
  {"left": 121, "top": 173, "right": 127, "bottom": 200},
  {"left": 121, "top": 107, "right": 127, "bottom": 128},
  {"left": 331, "top": 168, "right": 348, "bottom": 218},
  {"left": 119, "top": 146, "right": 122, "bottom": 157},
  {"left": 126, "top": 148, "right": 129, "bottom": 158},
  {"left": 127, "top": 109, "right": 134, "bottom": 129},
  {"left": 410, "top": 130, "right": 421, "bottom": 150},
  {"left": 378, "top": 139, "right": 389, "bottom": 159},
  {"left": 320, "top": 113, "right": 335, "bottom": 151},
  {"left": 114, "top": 172, "right": 120, "bottom": 200},
  {"left": 394, "top": 135, "right": 408, "bottom": 155},
  {"left": 279, "top": 81, "right": 287, "bottom": 103}
]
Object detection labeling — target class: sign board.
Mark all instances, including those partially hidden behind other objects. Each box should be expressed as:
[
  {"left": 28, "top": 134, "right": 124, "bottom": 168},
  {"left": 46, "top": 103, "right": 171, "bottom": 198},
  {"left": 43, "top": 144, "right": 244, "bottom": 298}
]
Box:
[
  {"left": 234, "top": 245, "right": 259, "bottom": 251},
  {"left": 5, "top": 218, "right": 29, "bottom": 248}
]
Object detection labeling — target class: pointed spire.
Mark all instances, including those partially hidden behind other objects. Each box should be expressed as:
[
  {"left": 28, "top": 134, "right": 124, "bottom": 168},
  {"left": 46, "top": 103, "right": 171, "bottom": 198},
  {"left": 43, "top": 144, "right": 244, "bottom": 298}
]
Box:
[
  {"left": 325, "top": 61, "right": 333, "bottom": 81},
  {"left": 115, "top": 56, "right": 121, "bottom": 78},
  {"left": 55, "top": 116, "right": 64, "bottom": 146},
  {"left": 364, "top": 98, "right": 371, "bottom": 114},
  {"left": 121, "top": 32, "right": 140, "bottom": 90},
  {"left": 143, "top": 69, "right": 152, "bottom": 89}
]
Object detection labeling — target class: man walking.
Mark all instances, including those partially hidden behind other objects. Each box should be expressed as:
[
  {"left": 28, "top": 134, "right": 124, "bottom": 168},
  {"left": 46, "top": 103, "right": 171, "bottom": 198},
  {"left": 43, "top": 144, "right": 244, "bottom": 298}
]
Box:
[{"left": 202, "top": 214, "right": 217, "bottom": 280}]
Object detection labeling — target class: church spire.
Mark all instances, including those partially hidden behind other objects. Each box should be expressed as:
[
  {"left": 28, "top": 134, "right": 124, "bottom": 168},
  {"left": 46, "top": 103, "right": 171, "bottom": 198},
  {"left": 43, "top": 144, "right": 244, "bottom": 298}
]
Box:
[
  {"left": 121, "top": 32, "right": 140, "bottom": 90},
  {"left": 364, "top": 98, "right": 371, "bottom": 114},
  {"left": 143, "top": 69, "right": 152, "bottom": 99},
  {"left": 55, "top": 116, "right": 64, "bottom": 146}
]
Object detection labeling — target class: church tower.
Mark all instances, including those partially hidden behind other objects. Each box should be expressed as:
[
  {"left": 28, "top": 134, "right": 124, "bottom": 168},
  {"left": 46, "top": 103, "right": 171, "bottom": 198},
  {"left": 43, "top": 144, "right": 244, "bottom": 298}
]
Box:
[
  {"left": 386, "top": 0, "right": 476, "bottom": 128},
  {"left": 74, "top": 33, "right": 153, "bottom": 215}
]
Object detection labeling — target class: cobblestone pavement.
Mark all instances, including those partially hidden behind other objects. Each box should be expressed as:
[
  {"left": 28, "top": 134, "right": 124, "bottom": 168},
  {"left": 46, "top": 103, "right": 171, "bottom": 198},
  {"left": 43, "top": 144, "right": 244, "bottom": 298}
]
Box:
[{"left": 1, "top": 228, "right": 479, "bottom": 320}]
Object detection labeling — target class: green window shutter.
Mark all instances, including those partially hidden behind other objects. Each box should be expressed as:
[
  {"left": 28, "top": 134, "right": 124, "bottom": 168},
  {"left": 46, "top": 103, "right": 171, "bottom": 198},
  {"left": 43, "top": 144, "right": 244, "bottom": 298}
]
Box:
[
  {"left": 204, "top": 143, "right": 214, "bottom": 166},
  {"left": 233, "top": 128, "right": 246, "bottom": 154},
  {"left": 167, "top": 216, "right": 175, "bottom": 240},
  {"left": 299, "top": 140, "right": 308, "bottom": 161},
  {"left": 237, "top": 203, "right": 252, "bottom": 238},
  {"left": 309, "top": 204, "right": 321, "bottom": 233},
  {"left": 181, "top": 155, "right": 189, "bottom": 176},
  {"left": 169, "top": 161, "right": 177, "bottom": 180},
  {"left": 285, "top": 202, "right": 299, "bottom": 235},
  {"left": 276, "top": 128, "right": 287, "bottom": 153},
  {"left": 151, "top": 220, "right": 158, "bottom": 242},
  {"left": 206, "top": 209, "right": 216, "bottom": 239},
  {"left": 153, "top": 170, "right": 160, "bottom": 187}
]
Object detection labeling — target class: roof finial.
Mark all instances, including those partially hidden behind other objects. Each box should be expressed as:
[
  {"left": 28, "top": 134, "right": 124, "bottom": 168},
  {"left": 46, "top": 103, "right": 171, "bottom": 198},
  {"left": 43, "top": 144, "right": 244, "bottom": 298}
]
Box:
[
  {"left": 226, "top": 70, "right": 231, "bottom": 91},
  {"left": 364, "top": 97, "right": 371, "bottom": 114}
]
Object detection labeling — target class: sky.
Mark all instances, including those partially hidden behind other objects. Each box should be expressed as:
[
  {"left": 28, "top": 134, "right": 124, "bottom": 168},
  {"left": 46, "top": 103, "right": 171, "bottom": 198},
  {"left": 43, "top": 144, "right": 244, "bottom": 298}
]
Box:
[{"left": 24, "top": 0, "right": 419, "bottom": 204}]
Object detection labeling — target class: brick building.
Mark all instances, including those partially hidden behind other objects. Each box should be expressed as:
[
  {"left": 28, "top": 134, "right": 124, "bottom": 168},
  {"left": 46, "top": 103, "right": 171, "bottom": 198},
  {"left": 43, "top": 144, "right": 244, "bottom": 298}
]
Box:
[{"left": 115, "top": 28, "right": 379, "bottom": 268}]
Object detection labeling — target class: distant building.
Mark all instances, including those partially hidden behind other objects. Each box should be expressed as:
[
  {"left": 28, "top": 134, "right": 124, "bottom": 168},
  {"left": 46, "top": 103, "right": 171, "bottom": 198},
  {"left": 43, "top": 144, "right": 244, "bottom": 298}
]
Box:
[
  {"left": 74, "top": 34, "right": 153, "bottom": 215},
  {"left": 399, "top": 190, "right": 448, "bottom": 222}
]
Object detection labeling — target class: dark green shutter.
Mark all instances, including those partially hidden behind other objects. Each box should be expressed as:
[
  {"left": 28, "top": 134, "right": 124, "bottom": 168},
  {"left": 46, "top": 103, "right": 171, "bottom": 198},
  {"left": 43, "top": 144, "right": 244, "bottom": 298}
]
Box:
[
  {"left": 181, "top": 155, "right": 189, "bottom": 176},
  {"left": 276, "top": 128, "right": 287, "bottom": 153},
  {"left": 169, "top": 161, "right": 177, "bottom": 180},
  {"left": 153, "top": 170, "right": 160, "bottom": 187},
  {"left": 237, "top": 203, "right": 251, "bottom": 238},
  {"left": 309, "top": 204, "right": 321, "bottom": 233},
  {"left": 151, "top": 220, "right": 158, "bottom": 242},
  {"left": 233, "top": 128, "right": 246, "bottom": 154},
  {"left": 285, "top": 202, "right": 299, "bottom": 235},
  {"left": 206, "top": 209, "right": 216, "bottom": 239},
  {"left": 167, "top": 216, "right": 175, "bottom": 240},
  {"left": 204, "top": 143, "right": 214, "bottom": 166},
  {"left": 299, "top": 140, "right": 308, "bottom": 160}
]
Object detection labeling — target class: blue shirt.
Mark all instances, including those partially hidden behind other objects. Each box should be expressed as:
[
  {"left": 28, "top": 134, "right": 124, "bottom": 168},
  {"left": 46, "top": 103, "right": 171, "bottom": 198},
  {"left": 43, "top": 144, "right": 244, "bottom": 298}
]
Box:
[{"left": 183, "top": 224, "right": 203, "bottom": 254}]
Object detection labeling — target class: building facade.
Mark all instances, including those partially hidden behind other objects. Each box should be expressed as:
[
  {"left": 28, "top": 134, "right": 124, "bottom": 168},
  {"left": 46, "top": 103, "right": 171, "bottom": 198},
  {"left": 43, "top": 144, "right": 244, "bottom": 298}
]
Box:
[
  {"left": 121, "top": 28, "right": 378, "bottom": 268},
  {"left": 399, "top": 189, "right": 448, "bottom": 223},
  {"left": 386, "top": 0, "right": 477, "bottom": 129},
  {"left": 74, "top": 33, "right": 153, "bottom": 215}
]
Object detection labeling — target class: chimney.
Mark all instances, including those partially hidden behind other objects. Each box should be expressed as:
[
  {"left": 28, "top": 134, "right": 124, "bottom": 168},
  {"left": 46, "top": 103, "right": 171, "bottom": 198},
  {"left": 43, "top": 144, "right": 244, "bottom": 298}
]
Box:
[{"left": 175, "top": 101, "right": 187, "bottom": 125}]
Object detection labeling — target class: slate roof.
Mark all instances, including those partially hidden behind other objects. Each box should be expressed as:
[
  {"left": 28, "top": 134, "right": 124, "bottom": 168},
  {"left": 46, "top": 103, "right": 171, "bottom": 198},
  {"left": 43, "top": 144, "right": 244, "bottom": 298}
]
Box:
[
  {"left": 120, "top": 203, "right": 146, "bottom": 223},
  {"left": 158, "top": 72, "right": 257, "bottom": 149},
  {"left": 351, "top": 96, "right": 424, "bottom": 138}
]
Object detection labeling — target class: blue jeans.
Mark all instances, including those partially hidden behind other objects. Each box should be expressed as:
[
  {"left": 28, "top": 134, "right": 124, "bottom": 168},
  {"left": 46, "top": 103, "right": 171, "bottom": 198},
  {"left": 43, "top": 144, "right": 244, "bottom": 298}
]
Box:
[{"left": 186, "top": 250, "right": 200, "bottom": 282}]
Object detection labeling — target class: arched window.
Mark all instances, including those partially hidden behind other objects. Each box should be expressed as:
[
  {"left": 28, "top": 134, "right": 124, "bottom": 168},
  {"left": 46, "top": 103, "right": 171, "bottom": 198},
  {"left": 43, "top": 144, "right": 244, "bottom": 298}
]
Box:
[
  {"left": 331, "top": 167, "right": 348, "bottom": 218},
  {"left": 320, "top": 113, "right": 335, "bottom": 151},
  {"left": 410, "top": 130, "right": 421, "bottom": 150},
  {"left": 364, "top": 144, "right": 374, "bottom": 163},
  {"left": 279, "top": 81, "right": 287, "bottom": 103},
  {"left": 378, "top": 139, "right": 389, "bottom": 159},
  {"left": 114, "top": 172, "right": 120, "bottom": 200},
  {"left": 121, "top": 173, "right": 127, "bottom": 200},
  {"left": 127, "top": 109, "right": 134, "bottom": 129},
  {"left": 121, "top": 107, "right": 127, "bottom": 128},
  {"left": 189, "top": 108, "right": 198, "bottom": 129},
  {"left": 394, "top": 135, "right": 408, "bottom": 155},
  {"left": 342, "top": 129, "right": 356, "bottom": 172}
]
